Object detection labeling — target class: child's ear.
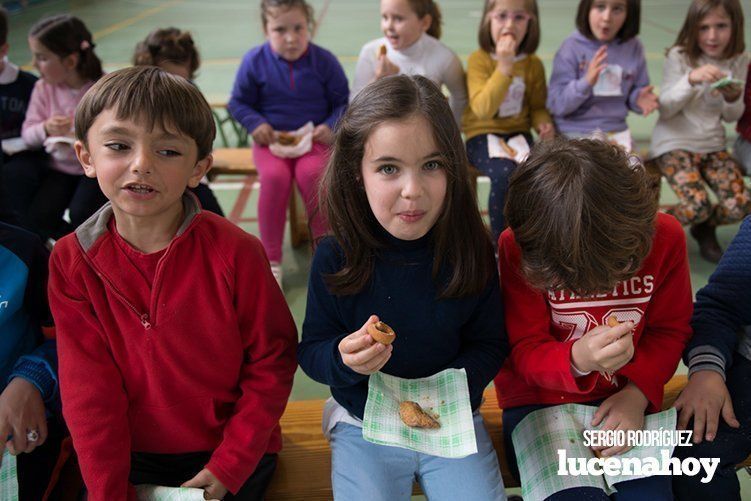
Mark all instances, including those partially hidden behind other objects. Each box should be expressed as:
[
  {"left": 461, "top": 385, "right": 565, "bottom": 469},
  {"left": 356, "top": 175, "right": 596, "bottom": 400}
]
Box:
[
  {"left": 63, "top": 52, "right": 79, "bottom": 72},
  {"left": 0, "top": 43, "right": 9, "bottom": 59},
  {"left": 188, "top": 155, "right": 213, "bottom": 188},
  {"left": 74, "top": 140, "right": 97, "bottom": 178},
  {"left": 420, "top": 14, "right": 432, "bottom": 33}
]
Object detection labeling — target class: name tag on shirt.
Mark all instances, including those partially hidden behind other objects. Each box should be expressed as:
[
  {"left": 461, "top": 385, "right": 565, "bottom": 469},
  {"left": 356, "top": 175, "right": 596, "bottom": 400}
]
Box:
[
  {"left": 498, "top": 76, "right": 526, "bottom": 118},
  {"left": 593, "top": 64, "right": 623, "bottom": 97}
]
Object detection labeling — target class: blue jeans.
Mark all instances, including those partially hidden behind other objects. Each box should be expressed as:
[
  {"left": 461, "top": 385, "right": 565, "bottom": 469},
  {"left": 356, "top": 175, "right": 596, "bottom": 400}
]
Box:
[
  {"left": 502, "top": 403, "right": 673, "bottom": 500},
  {"left": 329, "top": 412, "right": 506, "bottom": 501},
  {"left": 466, "top": 133, "right": 531, "bottom": 242},
  {"left": 672, "top": 354, "right": 751, "bottom": 500}
]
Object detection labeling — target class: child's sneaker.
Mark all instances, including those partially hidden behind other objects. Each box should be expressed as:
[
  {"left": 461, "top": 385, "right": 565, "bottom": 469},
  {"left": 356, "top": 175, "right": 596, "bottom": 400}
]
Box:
[{"left": 270, "top": 262, "right": 283, "bottom": 289}]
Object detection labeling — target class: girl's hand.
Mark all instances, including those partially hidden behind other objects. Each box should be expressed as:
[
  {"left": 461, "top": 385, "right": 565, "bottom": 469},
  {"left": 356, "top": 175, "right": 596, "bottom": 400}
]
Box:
[
  {"left": 536, "top": 122, "right": 555, "bottom": 141},
  {"left": 495, "top": 34, "right": 516, "bottom": 76},
  {"left": 688, "top": 64, "right": 726, "bottom": 86},
  {"left": 251, "top": 123, "right": 274, "bottom": 146},
  {"left": 44, "top": 115, "right": 73, "bottom": 137},
  {"left": 674, "top": 370, "right": 739, "bottom": 444},
  {"left": 571, "top": 321, "right": 635, "bottom": 374},
  {"left": 375, "top": 54, "right": 400, "bottom": 80},
  {"left": 635, "top": 85, "right": 659, "bottom": 116},
  {"left": 312, "top": 124, "right": 334, "bottom": 145},
  {"left": 591, "top": 382, "right": 648, "bottom": 456},
  {"left": 585, "top": 46, "right": 608, "bottom": 86},
  {"left": 338, "top": 315, "right": 393, "bottom": 375},
  {"left": 182, "top": 468, "right": 227, "bottom": 500},
  {"left": 0, "top": 378, "right": 48, "bottom": 457},
  {"left": 718, "top": 83, "right": 742, "bottom": 103}
]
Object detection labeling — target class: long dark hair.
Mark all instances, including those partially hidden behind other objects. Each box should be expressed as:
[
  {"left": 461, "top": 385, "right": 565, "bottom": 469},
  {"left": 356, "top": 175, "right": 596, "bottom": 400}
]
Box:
[
  {"left": 319, "top": 75, "right": 495, "bottom": 299},
  {"left": 133, "top": 27, "right": 200, "bottom": 79},
  {"left": 29, "top": 14, "right": 103, "bottom": 82},
  {"left": 672, "top": 0, "right": 745, "bottom": 67}
]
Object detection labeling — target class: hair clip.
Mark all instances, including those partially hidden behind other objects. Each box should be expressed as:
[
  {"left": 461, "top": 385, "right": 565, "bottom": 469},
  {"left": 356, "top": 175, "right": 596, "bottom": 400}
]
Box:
[{"left": 80, "top": 40, "right": 91, "bottom": 51}]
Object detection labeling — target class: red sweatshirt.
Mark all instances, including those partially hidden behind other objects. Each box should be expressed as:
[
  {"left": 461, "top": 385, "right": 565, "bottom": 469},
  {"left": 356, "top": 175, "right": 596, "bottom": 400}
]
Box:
[
  {"left": 494, "top": 213, "right": 692, "bottom": 413},
  {"left": 48, "top": 196, "right": 298, "bottom": 500},
  {"left": 737, "top": 62, "right": 751, "bottom": 141}
]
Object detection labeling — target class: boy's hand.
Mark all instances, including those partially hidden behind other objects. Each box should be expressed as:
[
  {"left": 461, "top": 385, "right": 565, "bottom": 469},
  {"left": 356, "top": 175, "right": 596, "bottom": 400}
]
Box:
[
  {"left": 181, "top": 468, "right": 227, "bottom": 500},
  {"left": 0, "top": 378, "right": 48, "bottom": 458},
  {"left": 635, "top": 85, "right": 659, "bottom": 116},
  {"left": 44, "top": 115, "right": 73, "bottom": 137},
  {"left": 338, "top": 315, "right": 393, "bottom": 375},
  {"left": 585, "top": 46, "right": 608, "bottom": 86},
  {"left": 591, "top": 381, "right": 648, "bottom": 456},
  {"left": 674, "top": 370, "right": 739, "bottom": 443},
  {"left": 688, "top": 64, "right": 726, "bottom": 85},
  {"left": 718, "top": 83, "right": 743, "bottom": 103},
  {"left": 494, "top": 34, "right": 516, "bottom": 76},
  {"left": 251, "top": 123, "right": 274, "bottom": 146},
  {"left": 571, "top": 321, "right": 635, "bottom": 374},
  {"left": 536, "top": 122, "right": 555, "bottom": 141},
  {"left": 375, "top": 54, "right": 400, "bottom": 80},
  {"left": 312, "top": 124, "right": 334, "bottom": 145}
]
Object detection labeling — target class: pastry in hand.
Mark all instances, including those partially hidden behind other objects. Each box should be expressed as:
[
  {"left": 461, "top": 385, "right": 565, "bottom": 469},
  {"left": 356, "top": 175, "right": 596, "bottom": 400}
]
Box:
[
  {"left": 399, "top": 401, "right": 440, "bottom": 429},
  {"left": 499, "top": 139, "right": 517, "bottom": 158},
  {"left": 367, "top": 321, "right": 396, "bottom": 345},
  {"left": 378, "top": 44, "right": 387, "bottom": 57},
  {"left": 276, "top": 131, "right": 301, "bottom": 146}
]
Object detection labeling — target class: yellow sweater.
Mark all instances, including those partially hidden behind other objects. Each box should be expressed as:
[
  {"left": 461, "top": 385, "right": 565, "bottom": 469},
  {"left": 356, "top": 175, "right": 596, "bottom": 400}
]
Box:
[{"left": 462, "top": 50, "right": 551, "bottom": 140}]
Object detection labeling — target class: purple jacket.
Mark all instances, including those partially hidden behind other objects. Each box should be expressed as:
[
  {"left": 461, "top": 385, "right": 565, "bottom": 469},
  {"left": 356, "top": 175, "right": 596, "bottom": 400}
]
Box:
[
  {"left": 547, "top": 31, "right": 650, "bottom": 134},
  {"left": 228, "top": 42, "right": 349, "bottom": 134}
]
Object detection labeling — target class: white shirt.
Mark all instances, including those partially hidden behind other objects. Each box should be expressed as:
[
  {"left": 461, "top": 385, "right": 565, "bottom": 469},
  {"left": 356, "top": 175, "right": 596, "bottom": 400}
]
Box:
[
  {"left": 352, "top": 34, "right": 468, "bottom": 126},
  {"left": 650, "top": 47, "right": 749, "bottom": 158}
]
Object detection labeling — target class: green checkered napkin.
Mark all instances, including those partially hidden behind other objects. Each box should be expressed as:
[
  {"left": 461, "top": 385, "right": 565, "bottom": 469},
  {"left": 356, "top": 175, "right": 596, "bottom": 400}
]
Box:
[
  {"left": 362, "top": 368, "right": 477, "bottom": 458},
  {"left": 134, "top": 485, "right": 206, "bottom": 501},
  {"left": 0, "top": 450, "right": 18, "bottom": 501},
  {"left": 511, "top": 404, "right": 677, "bottom": 501}
]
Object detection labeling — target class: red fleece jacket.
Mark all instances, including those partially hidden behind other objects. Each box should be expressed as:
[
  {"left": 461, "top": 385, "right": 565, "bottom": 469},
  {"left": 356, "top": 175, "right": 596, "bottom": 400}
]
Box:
[
  {"left": 494, "top": 213, "right": 693, "bottom": 413},
  {"left": 48, "top": 199, "right": 297, "bottom": 500}
]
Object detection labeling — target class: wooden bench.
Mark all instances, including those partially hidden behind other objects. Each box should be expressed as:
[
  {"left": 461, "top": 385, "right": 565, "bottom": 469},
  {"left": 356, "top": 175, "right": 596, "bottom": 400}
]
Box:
[{"left": 266, "top": 375, "right": 751, "bottom": 500}]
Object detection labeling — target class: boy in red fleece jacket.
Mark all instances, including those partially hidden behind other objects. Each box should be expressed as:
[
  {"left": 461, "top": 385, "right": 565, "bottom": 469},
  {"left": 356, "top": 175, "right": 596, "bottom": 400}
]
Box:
[
  {"left": 47, "top": 66, "right": 298, "bottom": 501},
  {"left": 495, "top": 138, "right": 693, "bottom": 500}
]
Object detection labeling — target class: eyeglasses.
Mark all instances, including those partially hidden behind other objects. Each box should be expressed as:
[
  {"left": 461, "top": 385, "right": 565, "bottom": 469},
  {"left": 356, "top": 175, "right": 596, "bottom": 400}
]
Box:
[{"left": 490, "top": 10, "right": 531, "bottom": 24}]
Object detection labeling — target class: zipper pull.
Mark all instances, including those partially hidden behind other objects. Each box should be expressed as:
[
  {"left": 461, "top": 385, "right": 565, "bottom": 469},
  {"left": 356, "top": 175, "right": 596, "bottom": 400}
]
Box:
[{"left": 140, "top": 314, "right": 152, "bottom": 330}]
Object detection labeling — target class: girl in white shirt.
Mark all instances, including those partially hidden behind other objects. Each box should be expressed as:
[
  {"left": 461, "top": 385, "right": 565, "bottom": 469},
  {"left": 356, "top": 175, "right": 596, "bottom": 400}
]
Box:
[{"left": 352, "top": 0, "right": 468, "bottom": 125}]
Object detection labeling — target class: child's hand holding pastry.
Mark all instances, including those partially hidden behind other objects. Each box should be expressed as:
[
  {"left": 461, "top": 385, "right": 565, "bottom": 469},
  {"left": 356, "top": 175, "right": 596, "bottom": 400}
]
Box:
[
  {"left": 338, "top": 315, "right": 393, "bottom": 375},
  {"left": 313, "top": 124, "right": 334, "bottom": 145},
  {"left": 375, "top": 47, "right": 399, "bottom": 81},
  {"left": 494, "top": 33, "right": 516, "bottom": 76},
  {"left": 590, "top": 381, "right": 648, "bottom": 457},
  {"left": 571, "top": 319, "right": 635, "bottom": 375},
  {"left": 251, "top": 123, "right": 275, "bottom": 146}
]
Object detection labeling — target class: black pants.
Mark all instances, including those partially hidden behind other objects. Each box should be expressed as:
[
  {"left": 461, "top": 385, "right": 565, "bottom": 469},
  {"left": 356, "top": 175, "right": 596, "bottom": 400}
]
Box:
[
  {"left": 17, "top": 417, "right": 65, "bottom": 501},
  {"left": 130, "top": 451, "right": 277, "bottom": 500},
  {"left": 191, "top": 183, "right": 225, "bottom": 217}
]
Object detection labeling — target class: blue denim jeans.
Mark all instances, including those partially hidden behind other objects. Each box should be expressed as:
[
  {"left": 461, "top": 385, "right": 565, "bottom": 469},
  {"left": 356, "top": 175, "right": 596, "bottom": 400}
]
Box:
[{"left": 329, "top": 412, "right": 506, "bottom": 500}]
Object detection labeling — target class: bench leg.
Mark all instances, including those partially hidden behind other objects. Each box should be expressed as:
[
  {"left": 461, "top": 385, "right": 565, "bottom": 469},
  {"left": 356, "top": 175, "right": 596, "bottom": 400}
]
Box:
[{"left": 289, "top": 187, "right": 310, "bottom": 249}]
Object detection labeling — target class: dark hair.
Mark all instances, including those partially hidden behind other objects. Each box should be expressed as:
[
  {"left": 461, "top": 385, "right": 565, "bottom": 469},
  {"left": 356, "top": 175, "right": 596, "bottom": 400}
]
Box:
[
  {"left": 133, "top": 27, "right": 200, "bottom": 79},
  {"left": 0, "top": 8, "right": 7, "bottom": 46},
  {"left": 261, "top": 0, "right": 315, "bottom": 32},
  {"left": 319, "top": 75, "right": 495, "bottom": 299},
  {"left": 478, "top": 0, "right": 540, "bottom": 55},
  {"left": 672, "top": 0, "right": 745, "bottom": 67},
  {"left": 505, "top": 138, "right": 657, "bottom": 296},
  {"left": 29, "top": 15, "right": 103, "bottom": 82},
  {"left": 576, "top": 0, "right": 641, "bottom": 42},
  {"left": 405, "top": 0, "right": 442, "bottom": 40},
  {"left": 75, "top": 66, "right": 215, "bottom": 160}
]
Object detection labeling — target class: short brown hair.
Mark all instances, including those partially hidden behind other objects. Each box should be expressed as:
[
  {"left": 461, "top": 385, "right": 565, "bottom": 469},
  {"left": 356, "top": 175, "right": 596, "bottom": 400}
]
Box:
[
  {"left": 576, "top": 0, "right": 641, "bottom": 42},
  {"left": 320, "top": 75, "right": 495, "bottom": 299},
  {"left": 672, "top": 0, "right": 745, "bottom": 67},
  {"left": 505, "top": 138, "right": 657, "bottom": 296},
  {"left": 260, "top": 0, "right": 315, "bottom": 32},
  {"left": 478, "top": 0, "right": 540, "bottom": 55},
  {"left": 75, "top": 66, "right": 215, "bottom": 160},
  {"left": 133, "top": 27, "right": 200, "bottom": 80}
]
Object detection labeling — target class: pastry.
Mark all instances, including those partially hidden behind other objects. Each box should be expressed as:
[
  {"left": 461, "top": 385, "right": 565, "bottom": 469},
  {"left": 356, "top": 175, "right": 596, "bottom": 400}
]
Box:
[
  {"left": 378, "top": 44, "right": 387, "bottom": 57},
  {"left": 499, "top": 138, "right": 517, "bottom": 157},
  {"left": 367, "top": 321, "right": 396, "bottom": 345},
  {"left": 276, "top": 132, "right": 301, "bottom": 146},
  {"left": 606, "top": 315, "right": 619, "bottom": 328},
  {"left": 399, "top": 401, "right": 440, "bottom": 429}
]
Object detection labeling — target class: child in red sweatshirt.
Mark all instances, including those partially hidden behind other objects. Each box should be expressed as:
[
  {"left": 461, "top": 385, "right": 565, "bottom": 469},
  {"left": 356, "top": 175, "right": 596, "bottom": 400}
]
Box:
[
  {"left": 47, "top": 66, "right": 297, "bottom": 501},
  {"left": 495, "top": 138, "right": 693, "bottom": 500}
]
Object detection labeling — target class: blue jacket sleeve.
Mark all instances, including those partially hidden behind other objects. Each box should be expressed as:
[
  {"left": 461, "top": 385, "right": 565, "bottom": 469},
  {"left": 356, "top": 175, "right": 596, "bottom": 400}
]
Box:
[
  {"left": 627, "top": 39, "right": 651, "bottom": 113},
  {"left": 449, "top": 277, "right": 508, "bottom": 406},
  {"left": 228, "top": 50, "right": 269, "bottom": 134},
  {"left": 685, "top": 217, "right": 751, "bottom": 378},
  {"left": 321, "top": 51, "right": 349, "bottom": 130},
  {"left": 547, "top": 39, "right": 593, "bottom": 117},
  {"left": 298, "top": 239, "right": 368, "bottom": 388},
  {"left": 10, "top": 339, "right": 58, "bottom": 405}
]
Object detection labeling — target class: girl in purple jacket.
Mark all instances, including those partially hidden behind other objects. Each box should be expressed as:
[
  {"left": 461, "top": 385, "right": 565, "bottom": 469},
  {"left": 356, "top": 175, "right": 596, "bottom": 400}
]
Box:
[{"left": 228, "top": 0, "right": 349, "bottom": 287}]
